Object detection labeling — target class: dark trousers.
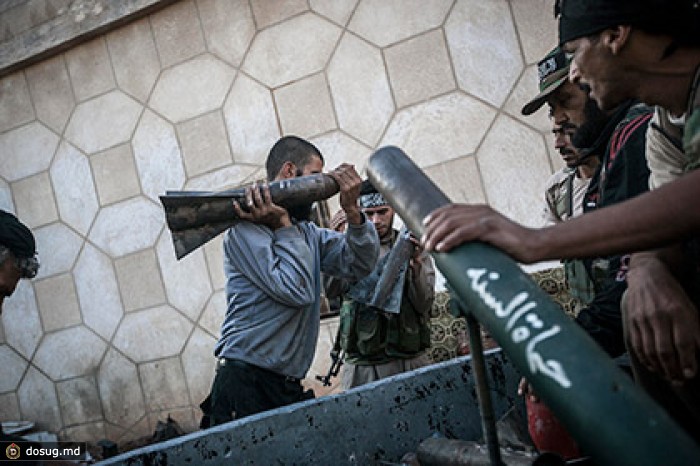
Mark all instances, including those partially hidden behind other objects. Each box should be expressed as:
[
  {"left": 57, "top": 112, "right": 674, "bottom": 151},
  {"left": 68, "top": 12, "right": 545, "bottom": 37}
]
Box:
[{"left": 204, "top": 358, "right": 314, "bottom": 427}]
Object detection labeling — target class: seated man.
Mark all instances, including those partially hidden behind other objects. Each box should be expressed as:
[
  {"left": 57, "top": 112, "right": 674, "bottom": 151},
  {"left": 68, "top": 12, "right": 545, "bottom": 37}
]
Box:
[
  {"left": 339, "top": 184, "right": 435, "bottom": 389},
  {"left": 205, "top": 136, "right": 379, "bottom": 425}
]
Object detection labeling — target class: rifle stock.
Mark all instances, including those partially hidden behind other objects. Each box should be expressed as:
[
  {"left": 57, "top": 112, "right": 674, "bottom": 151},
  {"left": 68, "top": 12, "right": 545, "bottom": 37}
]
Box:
[{"left": 160, "top": 173, "right": 339, "bottom": 259}]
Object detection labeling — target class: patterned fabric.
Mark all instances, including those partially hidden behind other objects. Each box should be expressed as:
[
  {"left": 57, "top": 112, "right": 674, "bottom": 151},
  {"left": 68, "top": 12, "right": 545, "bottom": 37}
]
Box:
[
  {"left": 529, "top": 267, "right": 582, "bottom": 318},
  {"left": 428, "top": 291, "right": 463, "bottom": 363},
  {"left": 427, "top": 267, "right": 574, "bottom": 363},
  {"left": 359, "top": 192, "right": 387, "bottom": 208}
]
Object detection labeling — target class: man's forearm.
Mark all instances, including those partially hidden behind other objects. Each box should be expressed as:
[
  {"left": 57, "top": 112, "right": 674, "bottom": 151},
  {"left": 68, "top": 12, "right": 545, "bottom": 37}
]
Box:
[
  {"left": 533, "top": 170, "right": 700, "bottom": 261},
  {"left": 344, "top": 206, "right": 363, "bottom": 225}
]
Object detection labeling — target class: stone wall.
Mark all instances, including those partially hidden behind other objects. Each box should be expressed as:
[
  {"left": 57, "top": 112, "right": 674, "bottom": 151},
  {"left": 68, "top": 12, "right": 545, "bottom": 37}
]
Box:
[
  {"left": 0, "top": 0, "right": 559, "bottom": 448},
  {"left": 0, "top": 1, "right": 178, "bottom": 77}
]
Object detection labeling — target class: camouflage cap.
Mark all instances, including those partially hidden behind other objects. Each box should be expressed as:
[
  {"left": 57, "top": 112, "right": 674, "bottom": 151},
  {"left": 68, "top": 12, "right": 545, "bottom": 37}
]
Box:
[{"left": 521, "top": 47, "right": 572, "bottom": 116}]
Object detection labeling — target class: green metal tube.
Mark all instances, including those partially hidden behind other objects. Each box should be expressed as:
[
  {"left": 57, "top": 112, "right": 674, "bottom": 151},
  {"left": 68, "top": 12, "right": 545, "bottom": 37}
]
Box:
[{"left": 366, "top": 146, "right": 700, "bottom": 466}]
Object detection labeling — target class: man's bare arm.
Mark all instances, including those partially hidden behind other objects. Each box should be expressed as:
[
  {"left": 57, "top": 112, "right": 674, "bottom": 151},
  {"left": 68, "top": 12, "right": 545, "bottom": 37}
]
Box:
[{"left": 422, "top": 169, "right": 700, "bottom": 262}]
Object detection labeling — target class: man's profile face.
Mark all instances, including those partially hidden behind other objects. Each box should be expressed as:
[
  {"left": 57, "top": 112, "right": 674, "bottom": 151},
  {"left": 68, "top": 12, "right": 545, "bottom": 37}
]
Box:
[
  {"left": 0, "top": 257, "right": 21, "bottom": 314},
  {"left": 548, "top": 80, "right": 588, "bottom": 128},
  {"left": 362, "top": 205, "right": 394, "bottom": 240},
  {"left": 564, "top": 36, "right": 629, "bottom": 112},
  {"left": 551, "top": 123, "right": 581, "bottom": 168}
]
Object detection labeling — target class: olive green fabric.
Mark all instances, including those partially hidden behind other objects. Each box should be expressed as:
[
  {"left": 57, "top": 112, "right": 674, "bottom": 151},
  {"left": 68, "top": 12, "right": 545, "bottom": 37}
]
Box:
[{"left": 340, "top": 292, "right": 431, "bottom": 365}]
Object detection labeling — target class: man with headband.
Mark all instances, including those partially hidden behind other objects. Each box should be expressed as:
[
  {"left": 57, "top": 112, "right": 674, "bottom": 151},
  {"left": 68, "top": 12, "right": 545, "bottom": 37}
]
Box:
[
  {"left": 523, "top": 47, "right": 602, "bottom": 314},
  {"left": 338, "top": 182, "right": 435, "bottom": 389}
]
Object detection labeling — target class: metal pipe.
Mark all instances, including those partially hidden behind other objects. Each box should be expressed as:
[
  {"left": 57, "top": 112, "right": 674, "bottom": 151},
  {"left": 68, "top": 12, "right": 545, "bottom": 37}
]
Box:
[
  {"left": 366, "top": 146, "right": 700, "bottom": 466},
  {"left": 465, "top": 312, "right": 503, "bottom": 466}
]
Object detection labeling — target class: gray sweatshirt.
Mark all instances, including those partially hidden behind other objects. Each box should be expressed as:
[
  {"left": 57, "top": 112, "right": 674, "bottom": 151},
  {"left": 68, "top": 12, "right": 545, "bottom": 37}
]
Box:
[{"left": 215, "top": 217, "right": 379, "bottom": 379}]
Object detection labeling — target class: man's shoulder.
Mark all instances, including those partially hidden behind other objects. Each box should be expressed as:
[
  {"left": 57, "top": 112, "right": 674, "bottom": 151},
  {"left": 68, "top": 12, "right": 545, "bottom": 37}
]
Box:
[
  {"left": 295, "top": 220, "right": 343, "bottom": 244},
  {"left": 612, "top": 102, "right": 654, "bottom": 154},
  {"left": 618, "top": 103, "right": 653, "bottom": 136},
  {"left": 683, "top": 110, "right": 700, "bottom": 167},
  {"left": 623, "top": 102, "right": 654, "bottom": 121},
  {"left": 227, "top": 221, "right": 271, "bottom": 237},
  {"left": 544, "top": 167, "right": 575, "bottom": 189},
  {"left": 680, "top": 66, "right": 700, "bottom": 169}
]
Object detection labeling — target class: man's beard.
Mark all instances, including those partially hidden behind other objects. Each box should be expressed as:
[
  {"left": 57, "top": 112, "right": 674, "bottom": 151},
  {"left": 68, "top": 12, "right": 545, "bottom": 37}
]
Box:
[
  {"left": 572, "top": 91, "right": 610, "bottom": 150},
  {"left": 287, "top": 203, "right": 313, "bottom": 222}
]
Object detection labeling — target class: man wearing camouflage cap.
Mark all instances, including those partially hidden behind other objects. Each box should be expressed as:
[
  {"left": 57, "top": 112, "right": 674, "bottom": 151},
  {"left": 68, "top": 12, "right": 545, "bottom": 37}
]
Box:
[
  {"left": 523, "top": 42, "right": 654, "bottom": 361},
  {"left": 523, "top": 47, "right": 601, "bottom": 313},
  {"left": 524, "top": 48, "right": 599, "bottom": 227}
]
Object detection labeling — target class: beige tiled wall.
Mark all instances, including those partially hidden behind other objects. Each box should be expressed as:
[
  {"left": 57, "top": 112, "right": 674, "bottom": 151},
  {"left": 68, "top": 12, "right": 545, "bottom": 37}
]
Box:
[{"left": 0, "top": 0, "right": 560, "bottom": 447}]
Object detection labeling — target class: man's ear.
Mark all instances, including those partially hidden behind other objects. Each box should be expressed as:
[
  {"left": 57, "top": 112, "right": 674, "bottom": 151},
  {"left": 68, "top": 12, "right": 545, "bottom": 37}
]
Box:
[
  {"left": 277, "top": 161, "right": 297, "bottom": 180},
  {"left": 604, "top": 25, "right": 631, "bottom": 55}
]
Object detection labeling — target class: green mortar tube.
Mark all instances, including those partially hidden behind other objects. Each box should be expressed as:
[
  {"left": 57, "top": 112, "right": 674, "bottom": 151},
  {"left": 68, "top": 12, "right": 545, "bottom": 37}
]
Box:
[{"left": 367, "top": 145, "right": 700, "bottom": 466}]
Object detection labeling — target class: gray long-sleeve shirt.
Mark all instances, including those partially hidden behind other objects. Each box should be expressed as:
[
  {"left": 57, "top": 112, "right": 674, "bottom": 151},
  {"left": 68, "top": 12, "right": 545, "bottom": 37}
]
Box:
[{"left": 215, "top": 217, "right": 379, "bottom": 379}]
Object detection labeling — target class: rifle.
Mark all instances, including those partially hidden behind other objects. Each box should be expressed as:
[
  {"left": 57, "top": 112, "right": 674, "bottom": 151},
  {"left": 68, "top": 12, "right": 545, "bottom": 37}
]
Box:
[
  {"left": 160, "top": 173, "right": 339, "bottom": 260},
  {"left": 315, "top": 348, "right": 345, "bottom": 387}
]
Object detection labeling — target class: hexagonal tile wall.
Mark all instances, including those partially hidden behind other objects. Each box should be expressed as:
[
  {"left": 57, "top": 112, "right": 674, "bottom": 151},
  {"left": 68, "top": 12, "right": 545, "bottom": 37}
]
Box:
[{"left": 0, "top": 0, "right": 560, "bottom": 447}]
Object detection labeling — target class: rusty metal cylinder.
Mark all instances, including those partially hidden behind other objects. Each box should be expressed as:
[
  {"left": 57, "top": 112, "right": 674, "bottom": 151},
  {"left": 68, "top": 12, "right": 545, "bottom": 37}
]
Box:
[
  {"left": 160, "top": 173, "right": 340, "bottom": 259},
  {"left": 161, "top": 173, "right": 339, "bottom": 231}
]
